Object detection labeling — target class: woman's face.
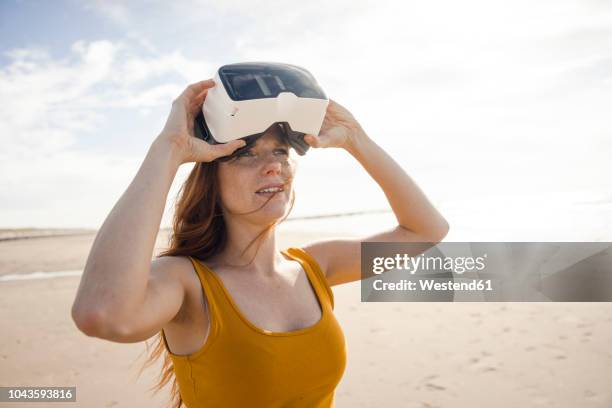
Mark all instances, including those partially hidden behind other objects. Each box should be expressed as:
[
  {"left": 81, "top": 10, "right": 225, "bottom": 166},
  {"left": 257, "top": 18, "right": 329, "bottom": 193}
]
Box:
[{"left": 217, "top": 128, "right": 297, "bottom": 224}]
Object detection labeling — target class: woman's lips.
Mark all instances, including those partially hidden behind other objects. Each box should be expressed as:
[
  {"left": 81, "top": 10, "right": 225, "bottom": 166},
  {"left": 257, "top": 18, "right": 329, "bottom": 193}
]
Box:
[
  {"left": 255, "top": 183, "right": 285, "bottom": 193},
  {"left": 255, "top": 191, "right": 283, "bottom": 197}
]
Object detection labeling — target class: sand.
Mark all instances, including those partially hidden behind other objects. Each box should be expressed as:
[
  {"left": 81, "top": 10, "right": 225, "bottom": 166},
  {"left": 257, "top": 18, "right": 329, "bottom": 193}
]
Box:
[{"left": 1, "top": 230, "right": 611, "bottom": 407}]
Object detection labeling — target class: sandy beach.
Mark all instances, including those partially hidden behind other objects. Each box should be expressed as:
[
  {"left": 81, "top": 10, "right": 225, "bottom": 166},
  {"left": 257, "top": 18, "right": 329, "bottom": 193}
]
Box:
[{"left": 1, "top": 229, "right": 611, "bottom": 407}]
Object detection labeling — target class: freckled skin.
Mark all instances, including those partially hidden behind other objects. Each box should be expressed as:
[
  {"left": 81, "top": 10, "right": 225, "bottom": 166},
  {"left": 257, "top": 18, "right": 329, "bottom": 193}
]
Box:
[{"left": 216, "top": 129, "right": 299, "bottom": 226}]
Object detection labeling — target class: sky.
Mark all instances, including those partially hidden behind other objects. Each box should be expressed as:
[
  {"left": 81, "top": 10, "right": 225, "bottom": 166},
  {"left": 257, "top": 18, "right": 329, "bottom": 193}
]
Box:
[{"left": 0, "top": 0, "right": 611, "bottom": 235}]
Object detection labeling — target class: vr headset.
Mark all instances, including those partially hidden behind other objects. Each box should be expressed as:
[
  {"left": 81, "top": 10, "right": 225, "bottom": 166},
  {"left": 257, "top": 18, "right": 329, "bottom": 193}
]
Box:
[{"left": 194, "top": 62, "right": 329, "bottom": 161}]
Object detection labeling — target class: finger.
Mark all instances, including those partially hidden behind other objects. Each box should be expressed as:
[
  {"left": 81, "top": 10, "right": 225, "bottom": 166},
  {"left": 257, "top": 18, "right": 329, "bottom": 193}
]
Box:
[
  {"left": 192, "top": 138, "right": 246, "bottom": 162},
  {"left": 304, "top": 134, "right": 322, "bottom": 148},
  {"left": 180, "top": 79, "right": 215, "bottom": 101},
  {"left": 187, "top": 78, "right": 215, "bottom": 93},
  {"left": 208, "top": 139, "right": 248, "bottom": 160},
  {"left": 188, "top": 88, "right": 210, "bottom": 115},
  {"left": 329, "top": 98, "right": 343, "bottom": 108}
]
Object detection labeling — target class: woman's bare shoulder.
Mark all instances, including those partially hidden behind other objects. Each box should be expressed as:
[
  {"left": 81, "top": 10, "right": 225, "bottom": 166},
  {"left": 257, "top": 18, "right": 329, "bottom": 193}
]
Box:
[
  {"left": 154, "top": 256, "right": 213, "bottom": 353},
  {"left": 151, "top": 255, "right": 204, "bottom": 319},
  {"left": 151, "top": 255, "right": 196, "bottom": 282}
]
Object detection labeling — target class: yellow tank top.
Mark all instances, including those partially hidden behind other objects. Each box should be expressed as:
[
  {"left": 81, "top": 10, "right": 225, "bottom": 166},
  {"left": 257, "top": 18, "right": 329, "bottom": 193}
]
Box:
[{"left": 160, "top": 247, "right": 347, "bottom": 408}]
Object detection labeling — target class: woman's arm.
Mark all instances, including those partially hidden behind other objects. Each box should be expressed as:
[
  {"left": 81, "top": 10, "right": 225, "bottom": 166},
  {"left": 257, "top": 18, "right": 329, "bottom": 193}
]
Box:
[
  {"left": 71, "top": 136, "right": 183, "bottom": 336},
  {"left": 301, "top": 99, "right": 449, "bottom": 286},
  {"left": 71, "top": 80, "right": 245, "bottom": 338}
]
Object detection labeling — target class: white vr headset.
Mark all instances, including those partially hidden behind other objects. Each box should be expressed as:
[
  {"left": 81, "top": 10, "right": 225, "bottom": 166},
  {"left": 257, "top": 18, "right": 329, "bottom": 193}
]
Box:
[{"left": 194, "top": 62, "right": 329, "bottom": 161}]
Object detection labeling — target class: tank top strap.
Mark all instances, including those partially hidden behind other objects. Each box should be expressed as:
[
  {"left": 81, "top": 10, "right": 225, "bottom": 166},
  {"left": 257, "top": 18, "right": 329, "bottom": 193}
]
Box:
[
  {"left": 282, "top": 247, "right": 335, "bottom": 310},
  {"left": 185, "top": 255, "right": 230, "bottom": 337}
]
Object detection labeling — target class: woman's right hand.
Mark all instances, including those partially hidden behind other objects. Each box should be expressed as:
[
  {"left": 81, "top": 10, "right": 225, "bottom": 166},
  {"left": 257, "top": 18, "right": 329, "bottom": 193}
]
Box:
[{"left": 157, "top": 79, "right": 246, "bottom": 164}]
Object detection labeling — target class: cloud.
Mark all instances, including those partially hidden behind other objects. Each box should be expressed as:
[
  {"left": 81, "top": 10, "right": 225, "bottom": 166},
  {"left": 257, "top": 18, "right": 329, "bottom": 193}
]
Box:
[
  {"left": 0, "top": 38, "right": 217, "bottom": 227},
  {"left": 2, "top": 0, "right": 611, "bottom": 229},
  {"left": 80, "top": 0, "right": 131, "bottom": 25},
  {"left": 0, "top": 39, "right": 213, "bottom": 156}
]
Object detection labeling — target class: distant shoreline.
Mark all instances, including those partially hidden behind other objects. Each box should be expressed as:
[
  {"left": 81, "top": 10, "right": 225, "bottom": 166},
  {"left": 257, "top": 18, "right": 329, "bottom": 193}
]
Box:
[
  {"left": 0, "top": 228, "right": 98, "bottom": 242},
  {"left": 0, "top": 210, "right": 392, "bottom": 242}
]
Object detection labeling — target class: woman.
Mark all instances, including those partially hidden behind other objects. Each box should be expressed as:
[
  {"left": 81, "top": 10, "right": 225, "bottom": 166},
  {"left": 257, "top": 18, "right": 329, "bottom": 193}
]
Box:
[{"left": 71, "top": 78, "right": 449, "bottom": 407}]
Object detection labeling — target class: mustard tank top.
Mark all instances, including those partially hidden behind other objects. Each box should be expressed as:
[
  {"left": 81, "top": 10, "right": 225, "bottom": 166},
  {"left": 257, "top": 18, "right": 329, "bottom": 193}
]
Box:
[{"left": 160, "top": 247, "right": 347, "bottom": 408}]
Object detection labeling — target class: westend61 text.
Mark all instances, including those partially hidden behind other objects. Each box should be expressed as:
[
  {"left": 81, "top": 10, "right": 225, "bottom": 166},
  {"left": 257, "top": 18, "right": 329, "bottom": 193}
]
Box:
[{"left": 372, "top": 279, "right": 493, "bottom": 291}]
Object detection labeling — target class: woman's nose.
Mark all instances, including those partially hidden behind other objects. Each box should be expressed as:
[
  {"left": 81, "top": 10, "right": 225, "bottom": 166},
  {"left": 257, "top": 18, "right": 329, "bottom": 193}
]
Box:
[{"left": 262, "top": 159, "right": 282, "bottom": 175}]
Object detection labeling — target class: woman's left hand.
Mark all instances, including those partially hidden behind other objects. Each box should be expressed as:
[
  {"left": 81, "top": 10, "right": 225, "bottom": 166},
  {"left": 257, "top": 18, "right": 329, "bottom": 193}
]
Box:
[{"left": 304, "top": 99, "right": 365, "bottom": 150}]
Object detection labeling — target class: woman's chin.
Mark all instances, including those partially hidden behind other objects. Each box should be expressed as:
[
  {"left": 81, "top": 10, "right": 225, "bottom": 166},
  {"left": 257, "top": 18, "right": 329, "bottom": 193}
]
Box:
[
  {"left": 264, "top": 205, "right": 289, "bottom": 220},
  {"left": 254, "top": 204, "right": 289, "bottom": 223},
  {"left": 248, "top": 192, "right": 290, "bottom": 222}
]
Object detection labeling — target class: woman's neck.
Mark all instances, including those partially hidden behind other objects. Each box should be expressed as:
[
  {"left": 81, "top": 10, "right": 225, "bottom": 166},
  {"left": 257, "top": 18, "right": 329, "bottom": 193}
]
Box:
[{"left": 211, "top": 222, "right": 286, "bottom": 276}]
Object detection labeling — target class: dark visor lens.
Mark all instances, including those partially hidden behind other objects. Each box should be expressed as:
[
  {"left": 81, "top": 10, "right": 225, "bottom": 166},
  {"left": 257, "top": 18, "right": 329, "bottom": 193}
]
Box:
[{"left": 219, "top": 63, "right": 327, "bottom": 101}]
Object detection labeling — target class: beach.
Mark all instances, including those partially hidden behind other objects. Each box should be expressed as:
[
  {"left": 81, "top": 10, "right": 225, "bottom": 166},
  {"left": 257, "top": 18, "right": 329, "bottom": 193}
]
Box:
[
  {"left": 2, "top": 0, "right": 611, "bottom": 405},
  {"left": 1, "top": 228, "right": 611, "bottom": 407}
]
